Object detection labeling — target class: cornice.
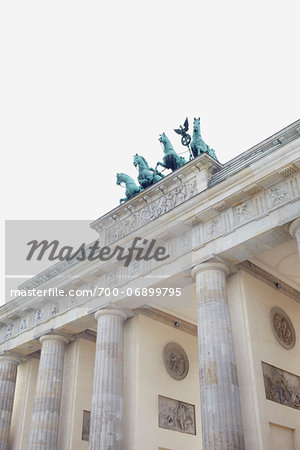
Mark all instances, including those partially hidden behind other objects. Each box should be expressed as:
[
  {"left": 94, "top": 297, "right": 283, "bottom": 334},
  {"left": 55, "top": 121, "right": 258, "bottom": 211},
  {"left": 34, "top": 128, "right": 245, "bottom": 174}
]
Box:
[{"left": 210, "top": 118, "right": 300, "bottom": 186}]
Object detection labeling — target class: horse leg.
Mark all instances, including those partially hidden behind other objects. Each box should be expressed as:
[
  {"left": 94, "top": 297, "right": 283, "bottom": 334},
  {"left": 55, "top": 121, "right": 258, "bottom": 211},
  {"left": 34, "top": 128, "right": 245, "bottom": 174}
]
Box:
[
  {"left": 120, "top": 197, "right": 128, "bottom": 204},
  {"left": 191, "top": 142, "right": 199, "bottom": 158},
  {"left": 155, "top": 162, "right": 167, "bottom": 171},
  {"left": 139, "top": 174, "right": 152, "bottom": 187},
  {"left": 150, "top": 167, "right": 164, "bottom": 178}
]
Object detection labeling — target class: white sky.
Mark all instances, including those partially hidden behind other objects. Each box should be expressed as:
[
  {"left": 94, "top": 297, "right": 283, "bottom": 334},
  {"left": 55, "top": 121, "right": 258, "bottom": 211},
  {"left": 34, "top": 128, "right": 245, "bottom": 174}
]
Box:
[{"left": 1, "top": 0, "right": 299, "bottom": 222}]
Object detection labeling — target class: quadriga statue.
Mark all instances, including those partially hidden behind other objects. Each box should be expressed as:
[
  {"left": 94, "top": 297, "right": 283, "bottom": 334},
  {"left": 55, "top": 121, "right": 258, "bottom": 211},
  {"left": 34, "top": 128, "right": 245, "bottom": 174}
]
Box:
[
  {"left": 116, "top": 173, "right": 142, "bottom": 204},
  {"left": 155, "top": 133, "right": 187, "bottom": 172},
  {"left": 133, "top": 154, "right": 164, "bottom": 189}
]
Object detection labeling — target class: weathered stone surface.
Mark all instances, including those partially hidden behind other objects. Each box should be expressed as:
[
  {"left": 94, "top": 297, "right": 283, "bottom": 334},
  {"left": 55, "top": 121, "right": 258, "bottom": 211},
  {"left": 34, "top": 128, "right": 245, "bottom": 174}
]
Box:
[
  {"left": 163, "top": 342, "right": 189, "bottom": 380},
  {"left": 262, "top": 362, "right": 300, "bottom": 410},
  {"left": 105, "top": 179, "right": 197, "bottom": 245},
  {"left": 27, "top": 334, "right": 69, "bottom": 450},
  {"left": 158, "top": 395, "right": 196, "bottom": 434},
  {"left": 0, "top": 354, "right": 20, "bottom": 450},
  {"left": 88, "top": 309, "right": 127, "bottom": 450},
  {"left": 289, "top": 217, "right": 300, "bottom": 257},
  {"left": 271, "top": 307, "right": 296, "bottom": 349},
  {"left": 192, "top": 262, "right": 245, "bottom": 450}
]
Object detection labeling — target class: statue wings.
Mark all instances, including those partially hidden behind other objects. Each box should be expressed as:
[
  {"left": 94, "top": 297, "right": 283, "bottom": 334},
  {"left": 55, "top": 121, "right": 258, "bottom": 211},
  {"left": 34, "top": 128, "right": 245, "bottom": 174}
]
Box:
[
  {"left": 183, "top": 117, "right": 189, "bottom": 132},
  {"left": 174, "top": 117, "right": 189, "bottom": 135}
]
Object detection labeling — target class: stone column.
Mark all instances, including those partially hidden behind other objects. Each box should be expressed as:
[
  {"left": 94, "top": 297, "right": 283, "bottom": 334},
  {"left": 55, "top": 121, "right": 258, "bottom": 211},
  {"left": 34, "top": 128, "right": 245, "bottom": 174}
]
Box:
[
  {"left": 27, "top": 334, "right": 69, "bottom": 450},
  {"left": 0, "top": 354, "right": 20, "bottom": 450},
  {"left": 89, "top": 309, "right": 127, "bottom": 450},
  {"left": 192, "top": 262, "right": 245, "bottom": 449},
  {"left": 289, "top": 218, "right": 300, "bottom": 257}
]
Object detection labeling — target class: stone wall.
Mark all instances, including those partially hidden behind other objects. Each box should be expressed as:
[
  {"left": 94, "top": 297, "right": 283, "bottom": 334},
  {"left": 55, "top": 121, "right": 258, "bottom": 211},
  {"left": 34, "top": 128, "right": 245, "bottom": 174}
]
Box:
[
  {"left": 228, "top": 270, "right": 300, "bottom": 450},
  {"left": 124, "top": 314, "right": 202, "bottom": 450}
]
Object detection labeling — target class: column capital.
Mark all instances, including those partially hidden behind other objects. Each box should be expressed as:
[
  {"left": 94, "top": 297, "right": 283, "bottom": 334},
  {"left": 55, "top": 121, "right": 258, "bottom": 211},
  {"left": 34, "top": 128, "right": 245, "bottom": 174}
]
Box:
[
  {"left": 192, "top": 261, "right": 230, "bottom": 280},
  {"left": 0, "top": 351, "right": 22, "bottom": 364},
  {"left": 94, "top": 308, "right": 128, "bottom": 322},
  {"left": 39, "top": 334, "right": 70, "bottom": 345},
  {"left": 289, "top": 218, "right": 300, "bottom": 237}
]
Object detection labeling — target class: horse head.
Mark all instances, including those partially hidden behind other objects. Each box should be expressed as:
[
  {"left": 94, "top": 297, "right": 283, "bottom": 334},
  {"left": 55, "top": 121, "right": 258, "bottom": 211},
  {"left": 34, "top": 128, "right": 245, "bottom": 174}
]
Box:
[
  {"left": 193, "top": 117, "right": 201, "bottom": 133},
  {"left": 133, "top": 154, "right": 149, "bottom": 170},
  {"left": 159, "top": 132, "right": 172, "bottom": 150},
  {"left": 159, "top": 132, "right": 176, "bottom": 155},
  {"left": 116, "top": 172, "right": 128, "bottom": 185},
  {"left": 133, "top": 154, "right": 139, "bottom": 167},
  {"left": 158, "top": 133, "right": 167, "bottom": 145},
  {"left": 133, "top": 153, "right": 145, "bottom": 167}
]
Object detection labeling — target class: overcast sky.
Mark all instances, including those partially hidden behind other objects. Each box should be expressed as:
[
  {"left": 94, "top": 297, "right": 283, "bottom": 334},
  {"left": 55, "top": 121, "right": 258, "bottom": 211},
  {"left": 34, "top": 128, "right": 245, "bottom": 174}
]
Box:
[
  {"left": 1, "top": 0, "right": 299, "bottom": 223},
  {"left": 1, "top": 0, "right": 299, "bottom": 298}
]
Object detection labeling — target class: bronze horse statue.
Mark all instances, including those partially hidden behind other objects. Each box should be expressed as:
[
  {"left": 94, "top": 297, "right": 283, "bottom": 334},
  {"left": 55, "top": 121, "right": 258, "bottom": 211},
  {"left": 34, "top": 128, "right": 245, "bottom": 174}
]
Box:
[
  {"left": 116, "top": 172, "right": 142, "bottom": 204},
  {"left": 133, "top": 154, "right": 164, "bottom": 189},
  {"left": 155, "top": 133, "right": 187, "bottom": 172},
  {"left": 191, "top": 118, "right": 218, "bottom": 160}
]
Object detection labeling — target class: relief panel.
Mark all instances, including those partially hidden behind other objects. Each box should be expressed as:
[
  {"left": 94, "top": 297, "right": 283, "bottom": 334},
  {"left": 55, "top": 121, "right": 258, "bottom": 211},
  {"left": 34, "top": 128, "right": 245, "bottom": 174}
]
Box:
[
  {"left": 158, "top": 395, "right": 196, "bottom": 435},
  {"left": 262, "top": 362, "right": 300, "bottom": 410},
  {"left": 270, "top": 307, "right": 296, "bottom": 350}
]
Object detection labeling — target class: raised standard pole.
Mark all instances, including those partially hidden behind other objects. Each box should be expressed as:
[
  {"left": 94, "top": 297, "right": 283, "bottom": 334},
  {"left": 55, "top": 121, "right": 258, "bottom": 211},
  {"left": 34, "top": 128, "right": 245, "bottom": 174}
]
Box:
[{"left": 192, "top": 262, "right": 245, "bottom": 449}]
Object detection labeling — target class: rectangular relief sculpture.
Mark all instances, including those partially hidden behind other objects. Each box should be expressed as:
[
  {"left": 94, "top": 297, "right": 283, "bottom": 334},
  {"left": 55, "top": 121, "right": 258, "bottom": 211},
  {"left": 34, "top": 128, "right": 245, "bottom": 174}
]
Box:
[
  {"left": 158, "top": 395, "right": 196, "bottom": 435},
  {"left": 262, "top": 362, "right": 300, "bottom": 410}
]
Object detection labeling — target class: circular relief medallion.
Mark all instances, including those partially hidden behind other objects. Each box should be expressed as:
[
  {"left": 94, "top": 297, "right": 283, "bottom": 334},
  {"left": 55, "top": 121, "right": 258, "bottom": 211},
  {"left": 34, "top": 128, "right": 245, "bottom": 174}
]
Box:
[
  {"left": 163, "top": 342, "right": 189, "bottom": 380},
  {"left": 271, "top": 307, "right": 296, "bottom": 350}
]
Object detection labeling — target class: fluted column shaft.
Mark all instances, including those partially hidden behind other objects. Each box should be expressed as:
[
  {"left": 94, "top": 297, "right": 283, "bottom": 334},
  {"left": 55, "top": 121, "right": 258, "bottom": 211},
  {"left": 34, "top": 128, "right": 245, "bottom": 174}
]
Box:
[
  {"left": 88, "top": 309, "right": 127, "bottom": 450},
  {"left": 0, "top": 354, "right": 20, "bottom": 450},
  {"left": 27, "top": 335, "right": 68, "bottom": 450},
  {"left": 192, "top": 262, "right": 245, "bottom": 450},
  {"left": 289, "top": 218, "right": 300, "bottom": 257}
]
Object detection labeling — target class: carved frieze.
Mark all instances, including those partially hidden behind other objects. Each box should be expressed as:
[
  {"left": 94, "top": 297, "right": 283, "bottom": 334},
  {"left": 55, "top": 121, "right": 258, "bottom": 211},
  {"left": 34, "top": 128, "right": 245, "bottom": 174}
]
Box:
[
  {"left": 206, "top": 218, "right": 220, "bottom": 239},
  {"left": 163, "top": 342, "right": 189, "bottom": 380},
  {"left": 262, "top": 362, "right": 300, "bottom": 410},
  {"left": 51, "top": 304, "right": 58, "bottom": 316},
  {"left": 19, "top": 317, "right": 28, "bottom": 331},
  {"left": 35, "top": 309, "right": 42, "bottom": 324},
  {"left": 270, "top": 307, "right": 296, "bottom": 350},
  {"left": 266, "top": 183, "right": 289, "bottom": 208},
  {"left": 235, "top": 203, "right": 248, "bottom": 222},
  {"left": 105, "top": 179, "right": 197, "bottom": 245},
  {"left": 158, "top": 395, "right": 196, "bottom": 434},
  {"left": 5, "top": 324, "right": 13, "bottom": 339}
]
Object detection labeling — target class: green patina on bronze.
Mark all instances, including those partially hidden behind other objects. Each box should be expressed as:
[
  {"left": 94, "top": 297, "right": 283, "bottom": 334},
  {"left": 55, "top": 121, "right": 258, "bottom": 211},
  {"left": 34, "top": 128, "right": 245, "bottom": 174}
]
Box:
[
  {"left": 155, "top": 133, "right": 187, "bottom": 172},
  {"left": 116, "top": 117, "right": 218, "bottom": 203},
  {"left": 133, "top": 154, "right": 164, "bottom": 189},
  {"left": 174, "top": 117, "right": 193, "bottom": 160},
  {"left": 116, "top": 173, "right": 142, "bottom": 204},
  {"left": 191, "top": 117, "right": 218, "bottom": 160}
]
